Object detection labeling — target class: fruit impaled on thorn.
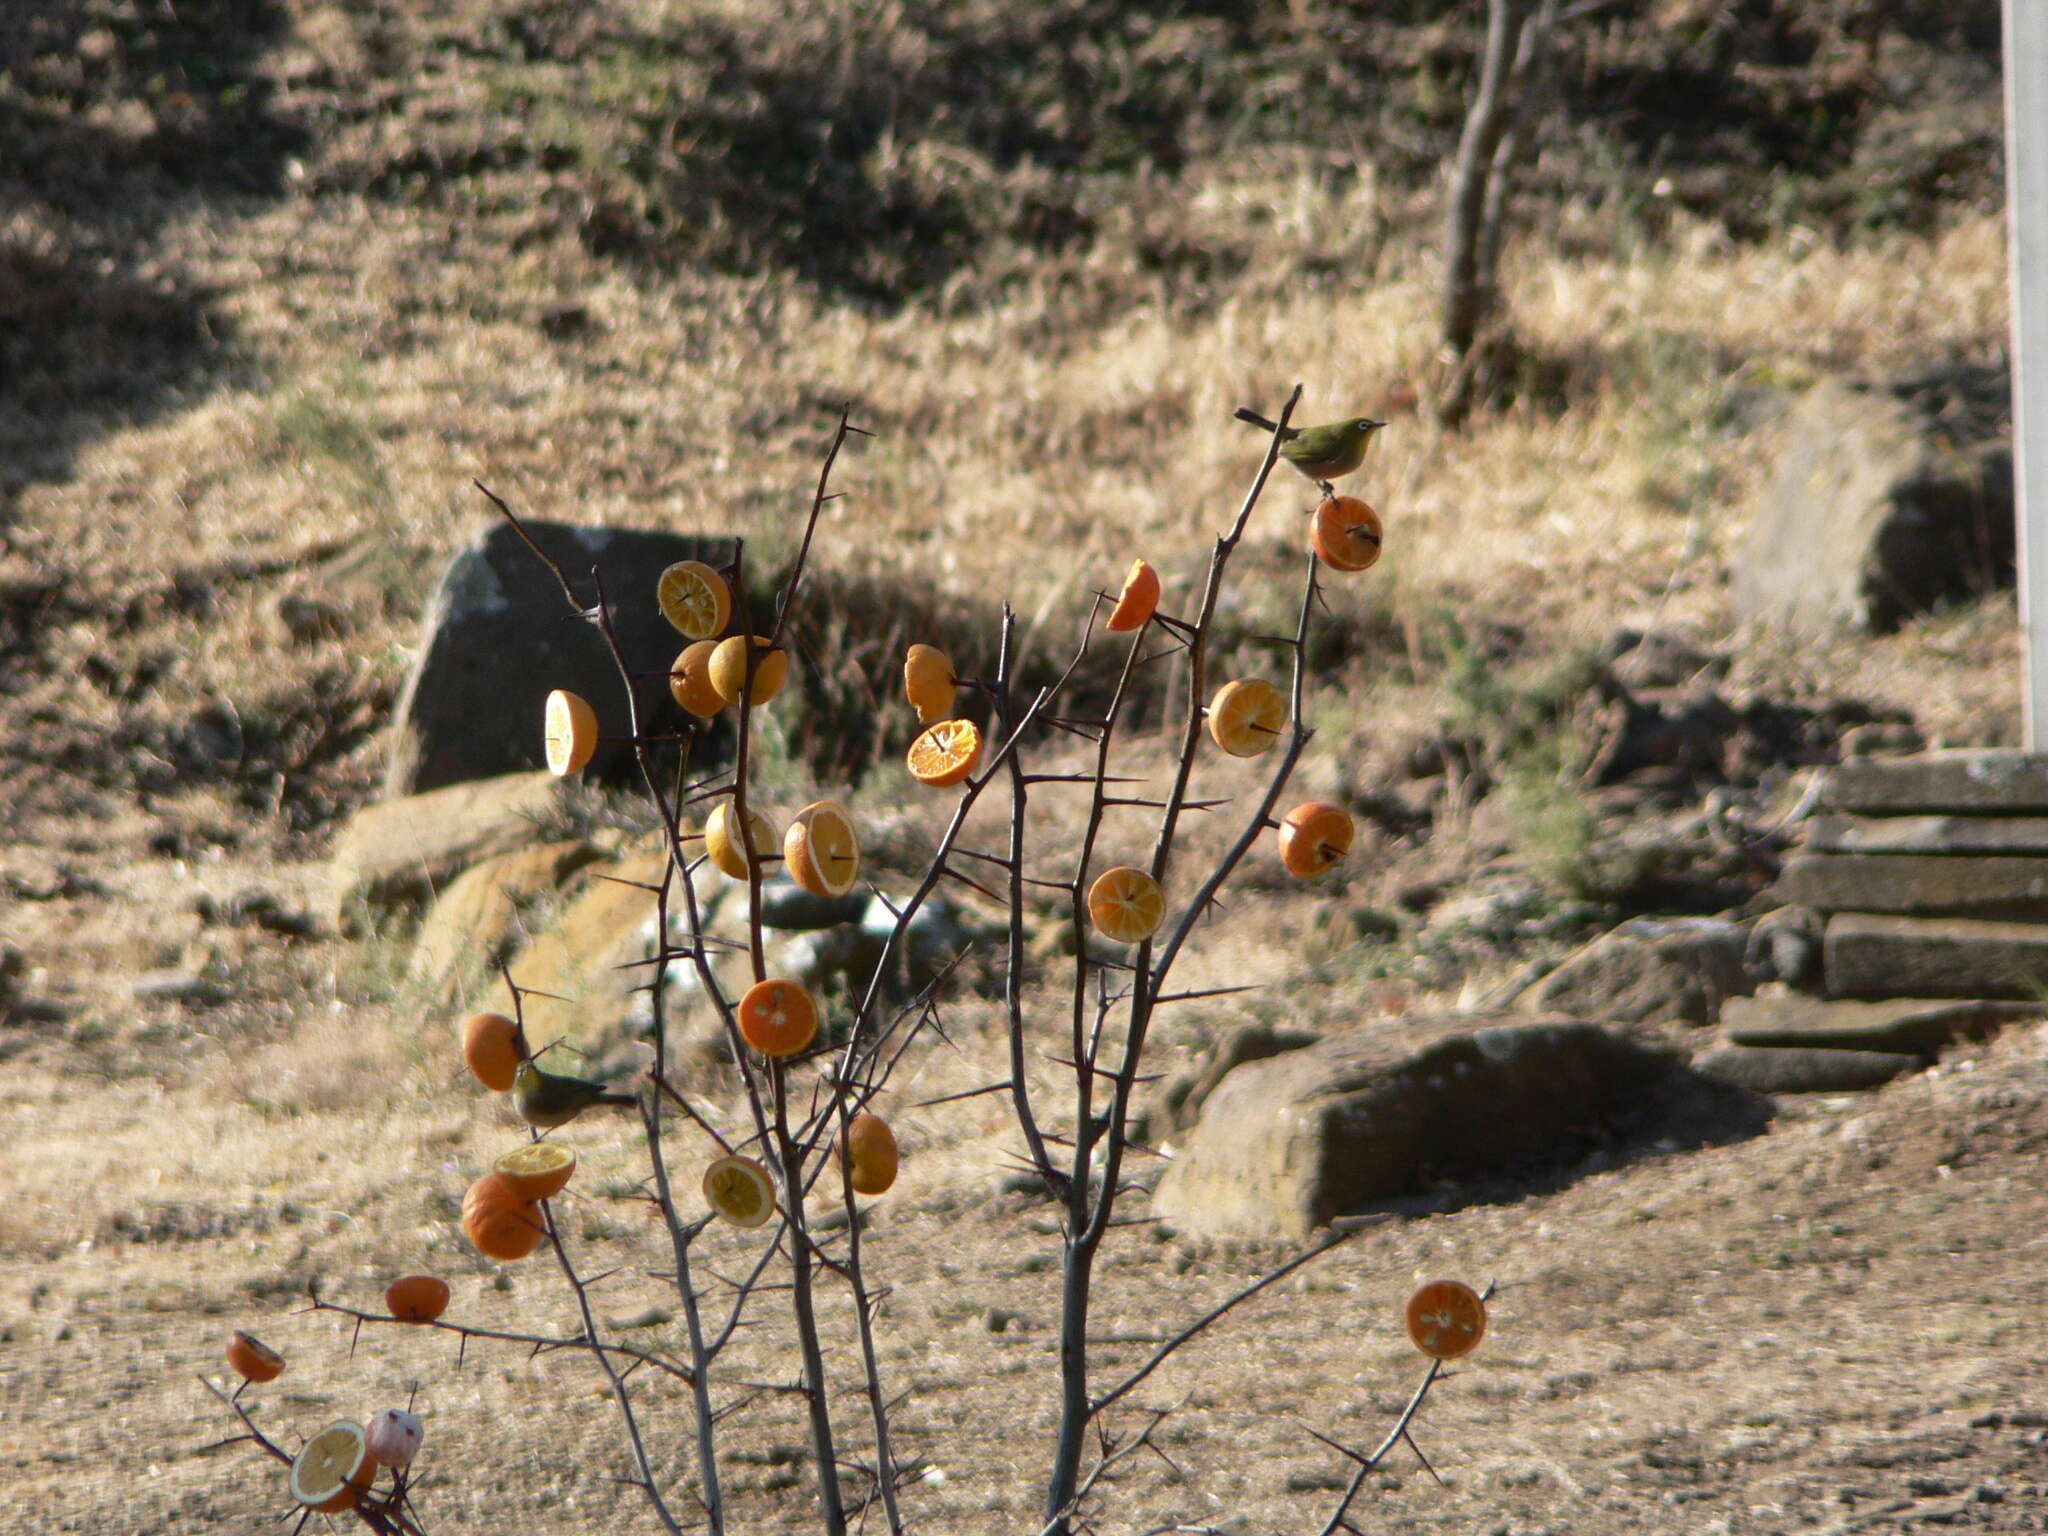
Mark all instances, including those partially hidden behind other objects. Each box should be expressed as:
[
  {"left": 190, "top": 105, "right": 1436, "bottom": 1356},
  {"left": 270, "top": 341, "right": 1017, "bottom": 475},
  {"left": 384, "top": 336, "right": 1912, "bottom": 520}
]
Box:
[{"left": 1278, "top": 802, "right": 1355, "bottom": 878}]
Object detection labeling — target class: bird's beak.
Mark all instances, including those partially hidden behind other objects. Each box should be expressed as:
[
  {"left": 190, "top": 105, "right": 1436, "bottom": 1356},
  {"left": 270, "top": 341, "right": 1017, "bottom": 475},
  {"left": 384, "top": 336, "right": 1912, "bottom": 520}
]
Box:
[{"left": 1366, "top": 419, "right": 1386, "bottom": 431}]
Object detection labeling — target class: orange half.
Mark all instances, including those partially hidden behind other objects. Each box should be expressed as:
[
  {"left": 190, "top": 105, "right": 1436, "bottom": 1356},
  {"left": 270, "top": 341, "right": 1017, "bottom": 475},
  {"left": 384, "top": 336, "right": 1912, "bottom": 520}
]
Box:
[
  {"left": 785, "top": 800, "right": 861, "bottom": 897},
  {"left": 703, "top": 1155, "right": 777, "bottom": 1228},
  {"left": 1404, "top": 1279, "right": 1487, "bottom": 1360},
  {"left": 290, "top": 1420, "right": 377, "bottom": 1514},
  {"left": 907, "top": 718, "right": 983, "bottom": 787},
  {"left": 1278, "top": 802, "right": 1355, "bottom": 879},
  {"left": 709, "top": 634, "right": 789, "bottom": 705},
  {"left": 1105, "top": 558, "right": 1161, "bottom": 632},
  {"left": 1087, "top": 866, "right": 1166, "bottom": 944},
  {"left": 543, "top": 689, "right": 599, "bottom": 776},
  {"left": 1313, "top": 496, "right": 1384, "bottom": 573},
  {"left": 704, "top": 800, "right": 778, "bottom": 880},
  {"left": 669, "top": 639, "right": 726, "bottom": 719},
  {"left": 903, "top": 643, "right": 958, "bottom": 723},
  {"left": 1206, "top": 678, "right": 1286, "bottom": 758},
  {"left": 738, "top": 977, "right": 819, "bottom": 1057},
  {"left": 494, "top": 1141, "right": 577, "bottom": 1201},
  {"left": 656, "top": 560, "right": 732, "bottom": 640}
]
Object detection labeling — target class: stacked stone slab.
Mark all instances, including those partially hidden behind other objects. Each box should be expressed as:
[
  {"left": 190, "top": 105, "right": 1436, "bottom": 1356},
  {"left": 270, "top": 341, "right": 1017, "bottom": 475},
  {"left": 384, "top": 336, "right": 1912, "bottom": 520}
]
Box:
[{"left": 1775, "top": 750, "right": 2048, "bottom": 999}]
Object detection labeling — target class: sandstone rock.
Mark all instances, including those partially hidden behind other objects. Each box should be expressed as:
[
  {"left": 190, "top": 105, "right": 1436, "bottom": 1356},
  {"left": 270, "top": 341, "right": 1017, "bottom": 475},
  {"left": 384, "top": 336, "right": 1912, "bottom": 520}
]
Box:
[
  {"left": 1691, "top": 1043, "right": 1919, "bottom": 1094},
  {"left": 327, "top": 771, "right": 565, "bottom": 929},
  {"left": 1820, "top": 751, "right": 2048, "bottom": 815},
  {"left": 1730, "top": 375, "right": 2012, "bottom": 635},
  {"left": 1152, "top": 1015, "right": 1761, "bottom": 1240},
  {"left": 1777, "top": 852, "right": 2048, "bottom": 919},
  {"left": 1718, "top": 994, "right": 2037, "bottom": 1058},
  {"left": 410, "top": 841, "right": 603, "bottom": 998},
  {"left": 1825, "top": 912, "right": 2048, "bottom": 999},
  {"left": 1150, "top": 1021, "right": 1324, "bottom": 1140},
  {"left": 1520, "top": 916, "right": 1751, "bottom": 1036},
  {"left": 384, "top": 519, "right": 736, "bottom": 796}
]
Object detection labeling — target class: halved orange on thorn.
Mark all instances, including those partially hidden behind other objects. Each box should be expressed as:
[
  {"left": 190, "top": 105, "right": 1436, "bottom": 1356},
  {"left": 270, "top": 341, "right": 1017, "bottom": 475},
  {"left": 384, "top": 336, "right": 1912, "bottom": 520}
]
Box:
[
  {"left": 907, "top": 718, "right": 983, "bottom": 787},
  {"left": 1313, "top": 496, "right": 1384, "bottom": 573},
  {"left": 1206, "top": 678, "right": 1286, "bottom": 758},
  {"left": 1405, "top": 1279, "right": 1487, "bottom": 1360},
  {"left": 1087, "top": 866, "right": 1166, "bottom": 944},
  {"left": 290, "top": 1420, "right": 377, "bottom": 1513},
  {"left": 785, "top": 800, "right": 860, "bottom": 898},
  {"left": 738, "top": 977, "right": 819, "bottom": 1057},
  {"left": 903, "top": 643, "right": 958, "bottom": 723},
  {"left": 1106, "top": 558, "right": 1161, "bottom": 633},
  {"left": 1278, "top": 802, "right": 1355, "bottom": 879},
  {"left": 494, "top": 1140, "right": 577, "bottom": 1201},
  {"left": 543, "top": 689, "right": 599, "bottom": 776},
  {"left": 703, "top": 1154, "right": 777, "bottom": 1228}
]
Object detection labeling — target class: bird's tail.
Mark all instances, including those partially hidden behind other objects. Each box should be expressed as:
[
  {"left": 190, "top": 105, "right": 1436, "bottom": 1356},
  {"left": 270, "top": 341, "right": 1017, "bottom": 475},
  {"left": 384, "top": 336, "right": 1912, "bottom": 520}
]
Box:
[
  {"left": 1234, "top": 406, "right": 1294, "bottom": 439},
  {"left": 599, "top": 1090, "right": 638, "bottom": 1107}
]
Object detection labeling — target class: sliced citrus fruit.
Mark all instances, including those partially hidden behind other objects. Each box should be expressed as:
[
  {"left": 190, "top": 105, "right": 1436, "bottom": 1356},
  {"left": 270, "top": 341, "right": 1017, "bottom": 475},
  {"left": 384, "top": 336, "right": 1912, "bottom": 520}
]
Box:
[
  {"left": 669, "top": 639, "right": 726, "bottom": 719},
  {"left": 656, "top": 559, "right": 732, "bottom": 640},
  {"left": 461, "top": 1172, "right": 547, "bottom": 1262},
  {"left": 1088, "top": 865, "right": 1166, "bottom": 944},
  {"left": 703, "top": 800, "right": 778, "bottom": 880},
  {"left": 703, "top": 1154, "right": 776, "bottom": 1228},
  {"left": 226, "top": 1329, "right": 284, "bottom": 1384},
  {"left": 543, "top": 688, "right": 600, "bottom": 776},
  {"left": 461, "top": 1011, "right": 523, "bottom": 1093},
  {"left": 907, "top": 718, "right": 983, "bottom": 787},
  {"left": 1313, "top": 495, "right": 1384, "bottom": 573},
  {"left": 1278, "top": 802, "right": 1355, "bottom": 879},
  {"left": 1404, "top": 1279, "right": 1487, "bottom": 1360},
  {"left": 384, "top": 1275, "right": 450, "bottom": 1324},
  {"left": 785, "top": 800, "right": 860, "bottom": 898},
  {"left": 738, "top": 977, "right": 819, "bottom": 1057},
  {"left": 840, "top": 1110, "right": 899, "bottom": 1196},
  {"left": 494, "top": 1141, "right": 577, "bottom": 1201},
  {"left": 903, "top": 643, "right": 958, "bottom": 723},
  {"left": 1105, "top": 557, "right": 1161, "bottom": 632},
  {"left": 290, "top": 1419, "right": 376, "bottom": 1513},
  {"left": 365, "top": 1407, "right": 424, "bottom": 1471},
  {"left": 1207, "top": 677, "right": 1287, "bottom": 758},
  {"left": 709, "top": 634, "right": 789, "bottom": 705}
]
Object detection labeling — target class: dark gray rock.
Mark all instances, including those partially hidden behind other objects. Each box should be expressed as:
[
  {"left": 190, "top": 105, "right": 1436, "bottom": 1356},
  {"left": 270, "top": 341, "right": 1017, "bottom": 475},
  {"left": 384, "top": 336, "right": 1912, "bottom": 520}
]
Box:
[
  {"left": 1821, "top": 751, "right": 2048, "bottom": 816},
  {"left": 1745, "top": 905, "right": 1824, "bottom": 988},
  {"left": 1825, "top": 912, "right": 2048, "bottom": 999},
  {"left": 1153, "top": 1014, "right": 1765, "bottom": 1240},
  {"left": 1731, "top": 373, "right": 2012, "bottom": 635},
  {"left": 1777, "top": 852, "right": 2048, "bottom": 920},
  {"left": 1718, "top": 994, "right": 2038, "bottom": 1059},
  {"left": 385, "top": 520, "right": 737, "bottom": 795},
  {"left": 757, "top": 877, "right": 870, "bottom": 931},
  {"left": 1807, "top": 812, "right": 2048, "bottom": 856},
  {"left": 1692, "top": 1043, "right": 1919, "bottom": 1094}
]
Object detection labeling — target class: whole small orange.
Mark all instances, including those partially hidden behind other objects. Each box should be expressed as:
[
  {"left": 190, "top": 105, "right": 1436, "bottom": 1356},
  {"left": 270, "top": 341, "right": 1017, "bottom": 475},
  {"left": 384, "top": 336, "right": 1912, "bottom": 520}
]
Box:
[
  {"left": 709, "top": 634, "right": 789, "bottom": 705},
  {"left": 840, "top": 1110, "right": 900, "bottom": 1195},
  {"left": 460, "top": 1011, "right": 524, "bottom": 1093},
  {"left": 669, "top": 639, "right": 726, "bottom": 719},
  {"left": 461, "top": 1172, "right": 547, "bottom": 1262},
  {"left": 384, "top": 1275, "right": 451, "bottom": 1324}
]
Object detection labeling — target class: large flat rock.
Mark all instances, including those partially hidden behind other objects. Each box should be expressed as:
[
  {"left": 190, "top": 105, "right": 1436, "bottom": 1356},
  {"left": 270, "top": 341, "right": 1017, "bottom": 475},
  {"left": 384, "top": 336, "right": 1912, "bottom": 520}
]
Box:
[
  {"left": 1807, "top": 813, "right": 2048, "bottom": 856},
  {"left": 1776, "top": 852, "right": 2048, "bottom": 918},
  {"left": 1151, "top": 1014, "right": 1764, "bottom": 1241},
  {"left": 1819, "top": 751, "right": 2048, "bottom": 814},
  {"left": 1824, "top": 912, "right": 2048, "bottom": 999},
  {"left": 1718, "top": 995, "right": 2038, "bottom": 1058},
  {"left": 1692, "top": 1044, "right": 1919, "bottom": 1094}
]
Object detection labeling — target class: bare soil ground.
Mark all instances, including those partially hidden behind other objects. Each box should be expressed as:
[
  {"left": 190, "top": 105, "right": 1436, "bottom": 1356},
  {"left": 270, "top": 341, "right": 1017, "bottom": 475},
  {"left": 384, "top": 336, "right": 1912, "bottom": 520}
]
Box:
[{"left": 1, "top": 2, "right": 2039, "bottom": 1532}]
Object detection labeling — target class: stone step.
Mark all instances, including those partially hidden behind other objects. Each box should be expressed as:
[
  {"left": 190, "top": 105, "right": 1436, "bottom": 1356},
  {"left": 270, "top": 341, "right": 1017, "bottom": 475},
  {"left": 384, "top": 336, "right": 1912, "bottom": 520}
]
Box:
[
  {"left": 1778, "top": 852, "right": 2048, "bottom": 918},
  {"left": 1820, "top": 751, "right": 2048, "bottom": 814},
  {"left": 1807, "top": 813, "right": 2048, "bottom": 856},
  {"left": 1692, "top": 1043, "right": 1919, "bottom": 1094},
  {"left": 1718, "top": 995, "right": 2039, "bottom": 1057},
  {"left": 1824, "top": 912, "right": 2048, "bottom": 999}
]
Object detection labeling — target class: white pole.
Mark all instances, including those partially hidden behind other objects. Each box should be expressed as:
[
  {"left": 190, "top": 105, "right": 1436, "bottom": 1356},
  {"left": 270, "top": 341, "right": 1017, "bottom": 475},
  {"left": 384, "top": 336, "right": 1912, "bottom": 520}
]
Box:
[{"left": 2009, "top": 0, "right": 2048, "bottom": 749}]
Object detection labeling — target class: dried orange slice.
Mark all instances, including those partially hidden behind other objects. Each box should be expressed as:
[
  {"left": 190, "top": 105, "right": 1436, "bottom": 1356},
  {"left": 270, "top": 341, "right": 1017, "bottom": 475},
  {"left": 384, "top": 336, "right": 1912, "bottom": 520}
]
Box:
[
  {"left": 907, "top": 718, "right": 983, "bottom": 787},
  {"left": 703, "top": 1154, "right": 776, "bottom": 1228},
  {"left": 1405, "top": 1279, "right": 1487, "bottom": 1360},
  {"left": 461, "top": 1172, "right": 546, "bottom": 1262},
  {"left": 384, "top": 1275, "right": 450, "bottom": 1324},
  {"left": 494, "top": 1141, "right": 577, "bottom": 1201},
  {"left": 656, "top": 559, "right": 732, "bottom": 640},
  {"left": 1087, "top": 866, "right": 1166, "bottom": 944},
  {"left": 1278, "top": 802, "right": 1355, "bottom": 879},
  {"left": 785, "top": 800, "right": 860, "bottom": 898},
  {"left": 669, "top": 639, "right": 726, "bottom": 719},
  {"left": 738, "top": 977, "right": 819, "bottom": 1057},
  {"left": 290, "top": 1420, "right": 377, "bottom": 1513},
  {"left": 709, "top": 634, "right": 789, "bottom": 705},
  {"left": 461, "top": 1011, "right": 523, "bottom": 1093},
  {"left": 1106, "top": 558, "right": 1161, "bottom": 632},
  {"left": 903, "top": 643, "right": 958, "bottom": 723},
  {"left": 1207, "top": 678, "right": 1286, "bottom": 758},
  {"left": 840, "top": 1110, "right": 899, "bottom": 1195},
  {"left": 226, "top": 1329, "right": 284, "bottom": 1384},
  {"left": 543, "top": 689, "right": 600, "bottom": 776},
  {"left": 1313, "top": 495, "right": 1383, "bottom": 572},
  {"left": 703, "top": 800, "right": 778, "bottom": 880}
]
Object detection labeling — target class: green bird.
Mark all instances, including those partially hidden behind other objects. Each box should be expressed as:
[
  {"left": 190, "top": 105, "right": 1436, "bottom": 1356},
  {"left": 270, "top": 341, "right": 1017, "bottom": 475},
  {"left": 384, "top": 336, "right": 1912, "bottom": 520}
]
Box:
[
  {"left": 1235, "top": 409, "right": 1386, "bottom": 488},
  {"left": 513, "top": 1059, "right": 638, "bottom": 1129}
]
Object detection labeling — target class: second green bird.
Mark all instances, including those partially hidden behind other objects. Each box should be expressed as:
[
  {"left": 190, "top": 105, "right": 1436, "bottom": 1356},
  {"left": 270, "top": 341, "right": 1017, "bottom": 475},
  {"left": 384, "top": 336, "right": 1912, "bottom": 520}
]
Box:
[
  {"left": 1236, "top": 408, "right": 1385, "bottom": 487},
  {"left": 514, "top": 1058, "right": 638, "bottom": 1129}
]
